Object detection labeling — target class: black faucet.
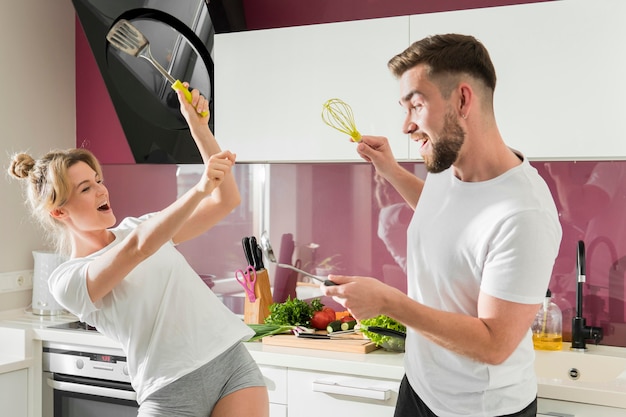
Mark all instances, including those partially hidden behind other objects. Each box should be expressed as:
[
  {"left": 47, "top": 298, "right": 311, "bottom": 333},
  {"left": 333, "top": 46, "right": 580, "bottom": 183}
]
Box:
[{"left": 571, "top": 240, "right": 603, "bottom": 350}]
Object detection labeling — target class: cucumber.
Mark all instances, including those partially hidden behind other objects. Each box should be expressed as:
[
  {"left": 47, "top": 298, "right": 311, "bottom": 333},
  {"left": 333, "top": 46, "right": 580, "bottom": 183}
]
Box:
[
  {"left": 326, "top": 320, "right": 342, "bottom": 333},
  {"left": 340, "top": 320, "right": 357, "bottom": 331}
]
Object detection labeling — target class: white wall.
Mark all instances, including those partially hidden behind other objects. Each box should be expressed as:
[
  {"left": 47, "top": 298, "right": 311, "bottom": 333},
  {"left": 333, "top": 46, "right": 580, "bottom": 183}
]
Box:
[{"left": 0, "top": 1, "right": 76, "bottom": 310}]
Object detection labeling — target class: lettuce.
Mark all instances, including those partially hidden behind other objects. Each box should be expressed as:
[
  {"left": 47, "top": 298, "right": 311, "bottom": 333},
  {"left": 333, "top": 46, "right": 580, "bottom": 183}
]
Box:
[{"left": 360, "top": 315, "right": 406, "bottom": 349}]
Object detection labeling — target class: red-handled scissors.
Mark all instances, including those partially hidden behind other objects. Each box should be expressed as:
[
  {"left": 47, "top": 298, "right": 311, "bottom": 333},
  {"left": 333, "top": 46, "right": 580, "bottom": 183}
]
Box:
[{"left": 235, "top": 265, "right": 257, "bottom": 302}]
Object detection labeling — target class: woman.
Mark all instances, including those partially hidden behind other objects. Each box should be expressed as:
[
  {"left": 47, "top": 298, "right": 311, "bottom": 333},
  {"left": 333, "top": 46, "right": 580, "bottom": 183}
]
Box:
[{"left": 8, "top": 85, "right": 269, "bottom": 417}]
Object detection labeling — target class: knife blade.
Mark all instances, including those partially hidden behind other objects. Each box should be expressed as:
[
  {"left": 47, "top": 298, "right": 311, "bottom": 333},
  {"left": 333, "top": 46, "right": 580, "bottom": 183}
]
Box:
[{"left": 297, "top": 333, "right": 330, "bottom": 339}]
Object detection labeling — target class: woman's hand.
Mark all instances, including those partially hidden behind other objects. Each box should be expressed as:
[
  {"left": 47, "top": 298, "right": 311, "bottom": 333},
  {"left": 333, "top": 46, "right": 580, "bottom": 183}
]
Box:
[
  {"left": 177, "top": 82, "right": 210, "bottom": 132},
  {"left": 196, "top": 150, "right": 237, "bottom": 195}
]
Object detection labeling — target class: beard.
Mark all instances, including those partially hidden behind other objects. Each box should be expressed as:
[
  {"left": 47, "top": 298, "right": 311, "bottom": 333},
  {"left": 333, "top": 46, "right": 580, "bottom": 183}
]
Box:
[{"left": 423, "top": 110, "right": 465, "bottom": 173}]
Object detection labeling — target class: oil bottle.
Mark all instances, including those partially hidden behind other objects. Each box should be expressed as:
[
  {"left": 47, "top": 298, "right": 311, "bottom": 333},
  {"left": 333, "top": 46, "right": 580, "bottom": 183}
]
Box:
[{"left": 532, "top": 288, "right": 563, "bottom": 350}]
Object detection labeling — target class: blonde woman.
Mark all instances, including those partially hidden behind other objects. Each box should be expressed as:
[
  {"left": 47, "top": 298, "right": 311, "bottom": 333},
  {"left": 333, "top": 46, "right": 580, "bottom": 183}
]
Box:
[{"left": 8, "top": 85, "right": 269, "bottom": 417}]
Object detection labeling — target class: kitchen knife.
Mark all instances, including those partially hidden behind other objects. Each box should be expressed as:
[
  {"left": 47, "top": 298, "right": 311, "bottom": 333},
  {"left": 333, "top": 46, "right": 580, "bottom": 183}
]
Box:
[
  {"left": 242, "top": 237, "right": 254, "bottom": 266},
  {"left": 250, "top": 236, "right": 265, "bottom": 270},
  {"left": 248, "top": 236, "right": 262, "bottom": 271}
]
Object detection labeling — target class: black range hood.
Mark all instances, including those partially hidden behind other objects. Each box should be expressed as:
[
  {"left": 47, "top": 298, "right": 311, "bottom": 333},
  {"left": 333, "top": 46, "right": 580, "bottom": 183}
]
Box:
[{"left": 73, "top": 0, "right": 217, "bottom": 163}]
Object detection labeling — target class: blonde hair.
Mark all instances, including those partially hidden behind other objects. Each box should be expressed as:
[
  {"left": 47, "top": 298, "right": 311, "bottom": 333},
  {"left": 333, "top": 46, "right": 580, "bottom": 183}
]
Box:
[{"left": 8, "top": 148, "right": 103, "bottom": 255}]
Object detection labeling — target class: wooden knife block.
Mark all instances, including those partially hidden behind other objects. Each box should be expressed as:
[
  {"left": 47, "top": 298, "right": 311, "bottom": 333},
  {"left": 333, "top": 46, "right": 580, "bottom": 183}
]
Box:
[{"left": 244, "top": 269, "right": 273, "bottom": 324}]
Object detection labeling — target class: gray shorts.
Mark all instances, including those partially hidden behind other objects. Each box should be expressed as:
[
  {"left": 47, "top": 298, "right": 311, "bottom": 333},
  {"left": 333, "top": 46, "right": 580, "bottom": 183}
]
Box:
[{"left": 138, "top": 342, "right": 265, "bottom": 417}]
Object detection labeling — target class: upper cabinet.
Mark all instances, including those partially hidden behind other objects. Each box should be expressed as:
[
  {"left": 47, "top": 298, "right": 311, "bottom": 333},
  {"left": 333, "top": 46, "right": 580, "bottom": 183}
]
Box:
[
  {"left": 215, "top": 1, "right": 626, "bottom": 162},
  {"left": 214, "top": 16, "right": 410, "bottom": 162},
  {"left": 408, "top": 0, "right": 626, "bottom": 160}
]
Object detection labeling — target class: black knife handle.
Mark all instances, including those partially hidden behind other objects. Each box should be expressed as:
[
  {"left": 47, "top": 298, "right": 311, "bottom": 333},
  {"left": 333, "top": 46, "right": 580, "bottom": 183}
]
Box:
[
  {"left": 242, "top": 237, "right": 254, "bottom": 266},
  {"left": 249, "top": 236, "right": 262, "bottom": 270}
]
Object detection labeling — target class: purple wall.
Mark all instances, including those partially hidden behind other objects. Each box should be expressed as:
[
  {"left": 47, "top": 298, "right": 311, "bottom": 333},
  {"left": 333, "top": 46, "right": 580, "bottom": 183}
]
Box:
[
  {"left": 241, "top": 0, "right": 553, "bottom": 29},
  {"left": 75, "top": 18, "right": 133, "bottom": 164}
]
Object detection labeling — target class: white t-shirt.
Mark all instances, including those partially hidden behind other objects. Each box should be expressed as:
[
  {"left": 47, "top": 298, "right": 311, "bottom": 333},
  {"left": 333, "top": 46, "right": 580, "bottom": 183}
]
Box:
[
  {"left": 404, "top": 156, "right": 562, "bottom": 417},
  {"left": 49, "top": 215, "right": 254, "bottom": 403}
]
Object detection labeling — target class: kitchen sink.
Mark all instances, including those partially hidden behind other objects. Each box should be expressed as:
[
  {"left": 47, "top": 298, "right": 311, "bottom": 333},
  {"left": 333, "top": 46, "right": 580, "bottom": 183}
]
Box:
[{"left": 535, "top": 343, "right": 626, "bottom": 409}]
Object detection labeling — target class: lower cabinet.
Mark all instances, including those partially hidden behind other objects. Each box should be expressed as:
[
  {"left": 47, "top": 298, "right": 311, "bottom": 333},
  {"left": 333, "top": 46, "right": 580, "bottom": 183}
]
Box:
[
  {"left": 260, "top": 365, "right": 400, "bottom": 417},
  {"left": 538, "top": 398, "right": 626, "bottom": 417},
  {"left": 259, "top": 365, "right": 288, "bottom": 417},
  {"left": 0, "top": 368, "right": 28, "bottom": 417},
  {"left": 288, "top": 369, "right": 399, "bottom": 417}
]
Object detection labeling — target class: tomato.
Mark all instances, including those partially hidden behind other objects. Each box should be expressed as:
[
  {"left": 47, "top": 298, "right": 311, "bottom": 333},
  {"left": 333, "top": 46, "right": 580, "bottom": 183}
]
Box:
[
  {"left": 311, "top": 310, "right": 334, "bottom": 330},
  {"left": 322, "top": 307, "right": 336, "bottom": 322},
  {"left": 340, "top": 315, "right": 355, "bottom": 323}
]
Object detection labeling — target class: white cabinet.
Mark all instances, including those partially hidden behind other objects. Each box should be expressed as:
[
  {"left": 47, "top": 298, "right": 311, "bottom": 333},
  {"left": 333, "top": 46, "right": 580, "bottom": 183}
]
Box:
[
  {"left": 538, "top": 397, "right": 626, "bottom": 417},
  {"left": 409, "top": 0, "right": 626, "bottom": 160},
  {"left": 259, "top": 365, "right": 288, "bottom": 417},
  {"left": 287, "top": 368, "right": 399, "bottom": 417},
  {"left": 214, "top": 16, "right": 410, "bottom": 162},
  {"left": 0, "top": 368, "right": 28, "bottom": 417}
]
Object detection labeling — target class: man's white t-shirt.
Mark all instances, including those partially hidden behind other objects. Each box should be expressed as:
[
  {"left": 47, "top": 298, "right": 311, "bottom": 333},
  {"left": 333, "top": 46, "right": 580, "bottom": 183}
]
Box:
[
  {"left": 49, "top": 215, "right": 254, "bottom": 403},
  {"left": 404, "top": 156, "right": 562, "bottom": 417}
]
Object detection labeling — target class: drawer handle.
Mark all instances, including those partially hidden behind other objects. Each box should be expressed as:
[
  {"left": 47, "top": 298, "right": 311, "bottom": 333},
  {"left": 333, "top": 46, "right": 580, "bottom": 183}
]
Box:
[{"left": 312, "top": 380, "right": 391, "bottom": 401}]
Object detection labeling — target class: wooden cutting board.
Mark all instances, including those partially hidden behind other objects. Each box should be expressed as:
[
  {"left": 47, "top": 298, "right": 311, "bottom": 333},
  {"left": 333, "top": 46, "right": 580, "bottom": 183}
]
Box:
[{"left": 262, "top": 333, "right": 379, "bottom": 354}]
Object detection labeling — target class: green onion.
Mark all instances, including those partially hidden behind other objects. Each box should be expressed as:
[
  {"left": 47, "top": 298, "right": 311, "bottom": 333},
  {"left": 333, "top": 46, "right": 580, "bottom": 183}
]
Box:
[{"left": 246, "top": 324, "right": 295, "bottom": 342}]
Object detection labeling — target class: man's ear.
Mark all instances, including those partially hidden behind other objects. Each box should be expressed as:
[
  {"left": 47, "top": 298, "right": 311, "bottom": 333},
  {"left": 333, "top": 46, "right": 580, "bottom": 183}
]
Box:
[
  {"left": 458, "top": 84, "right": 473, "bottom": 119},
  {"left": 50, "top": 208, "right": 67, "bottom": 220}
]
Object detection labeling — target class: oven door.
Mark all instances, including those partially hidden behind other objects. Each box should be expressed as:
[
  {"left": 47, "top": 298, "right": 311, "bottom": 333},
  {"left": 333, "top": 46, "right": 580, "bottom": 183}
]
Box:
[{"left": 45, "top": 372, "right": 138, "bottom": 417}]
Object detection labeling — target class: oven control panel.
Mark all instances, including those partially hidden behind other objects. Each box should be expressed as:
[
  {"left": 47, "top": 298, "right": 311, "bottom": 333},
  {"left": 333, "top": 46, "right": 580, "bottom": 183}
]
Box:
[{"left": 43, "top": 341, "right": 130, "bottom": 383}]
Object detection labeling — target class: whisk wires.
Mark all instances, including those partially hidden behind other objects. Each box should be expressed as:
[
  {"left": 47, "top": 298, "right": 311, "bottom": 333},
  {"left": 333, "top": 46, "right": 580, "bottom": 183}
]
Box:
[{"left": 321, "top": 98, "right": 362, "bottom": 142}]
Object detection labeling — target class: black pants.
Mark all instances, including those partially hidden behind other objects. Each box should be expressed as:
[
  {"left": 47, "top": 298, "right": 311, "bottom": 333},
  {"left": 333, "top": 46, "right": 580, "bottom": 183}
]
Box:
[{"left": 394, "top": 375, "right": 538, "bottom": 417}]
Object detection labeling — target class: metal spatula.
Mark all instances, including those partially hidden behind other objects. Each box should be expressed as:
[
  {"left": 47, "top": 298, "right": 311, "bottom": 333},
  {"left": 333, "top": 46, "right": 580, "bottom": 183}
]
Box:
[{"left": 106, "top": 19, "right": 208, "bottom": 117}]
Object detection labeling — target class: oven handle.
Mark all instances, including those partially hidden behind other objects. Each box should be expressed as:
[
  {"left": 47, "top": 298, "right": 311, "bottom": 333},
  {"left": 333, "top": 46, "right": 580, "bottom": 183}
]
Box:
[{"left": 46, "top": 377, "right": 137, "bottom": 402}]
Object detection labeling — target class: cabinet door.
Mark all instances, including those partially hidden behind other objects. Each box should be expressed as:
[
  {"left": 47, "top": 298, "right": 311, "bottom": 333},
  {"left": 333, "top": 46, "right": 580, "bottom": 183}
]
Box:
[
  {"left": 0, "top": 368, "right": 28, "bottom": 417},
  {"left": 215, "top": 16, "right": 410, "bottom": 162},
  {"left": 538, "top": 398, "right": 626, "bottom": 417},
  {"left": 409, "top": 0, "right": 626, "bottom": 160},
  {"left": 259, "top": 365, "right": 287, "bottom": 406},
  {"left": 287, "top": 368, "right": 399, "bottom": 417},
  {"left": 259, "top": 364, "right": 288, "bottom": 417}
]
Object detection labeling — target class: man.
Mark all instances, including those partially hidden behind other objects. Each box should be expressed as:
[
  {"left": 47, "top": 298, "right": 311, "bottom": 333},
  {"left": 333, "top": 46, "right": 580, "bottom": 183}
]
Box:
[{"left": 322, "top": 34, "right": 562, "bottom": 417}]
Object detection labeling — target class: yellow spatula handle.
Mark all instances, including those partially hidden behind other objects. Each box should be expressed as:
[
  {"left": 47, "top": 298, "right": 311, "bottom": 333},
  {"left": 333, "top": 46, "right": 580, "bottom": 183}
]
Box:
[{"left": 171, "top": 80, "right": 209, "bottom": 117}]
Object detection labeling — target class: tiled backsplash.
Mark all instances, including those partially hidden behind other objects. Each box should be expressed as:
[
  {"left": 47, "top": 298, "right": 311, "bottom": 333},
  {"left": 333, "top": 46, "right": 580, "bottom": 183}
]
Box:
[{"left": 102, "top": 160, "right": 626, "bottom": 347}]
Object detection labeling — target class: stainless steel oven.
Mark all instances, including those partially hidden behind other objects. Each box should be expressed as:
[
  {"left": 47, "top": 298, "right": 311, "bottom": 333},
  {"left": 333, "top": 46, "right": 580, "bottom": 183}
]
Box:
[{"left": 43, "top": 334, "right": 138, "bottom": 417}]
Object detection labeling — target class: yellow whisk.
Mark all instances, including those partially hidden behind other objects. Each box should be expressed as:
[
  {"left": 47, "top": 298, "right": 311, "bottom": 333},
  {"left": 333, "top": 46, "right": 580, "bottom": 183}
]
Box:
[{"left": 321, "top": 98, "right": 362, "bottom": 142}]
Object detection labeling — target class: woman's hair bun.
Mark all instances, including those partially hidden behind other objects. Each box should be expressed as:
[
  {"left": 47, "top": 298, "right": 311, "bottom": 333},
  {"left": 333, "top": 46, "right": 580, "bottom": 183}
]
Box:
[{"left": 8, "top": 153, "right": 35, "bottom": 179}]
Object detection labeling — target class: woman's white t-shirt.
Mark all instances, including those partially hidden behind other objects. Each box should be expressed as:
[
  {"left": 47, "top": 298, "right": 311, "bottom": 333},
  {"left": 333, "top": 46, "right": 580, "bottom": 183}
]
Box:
[
  {"left": 49, "top": 215, "right": 254, "bottom": 403},
  {"left": 404, "top": 157, "right": 562, "bottom": 417}
]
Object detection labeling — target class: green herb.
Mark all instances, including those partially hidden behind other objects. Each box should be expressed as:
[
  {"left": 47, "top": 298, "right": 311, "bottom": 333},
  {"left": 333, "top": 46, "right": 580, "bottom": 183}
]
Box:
[
  {"left": 246, "top": 324, "right": 294, "bottom": 342},
  {"left": 310, "top": 298, "right": 324, "bottom": 312},
  {"left": 264, "top": 296, "right": 322, "bottom": 327},
  {"left": 360, "top": 315, "right": 406, "bottom": 348}
]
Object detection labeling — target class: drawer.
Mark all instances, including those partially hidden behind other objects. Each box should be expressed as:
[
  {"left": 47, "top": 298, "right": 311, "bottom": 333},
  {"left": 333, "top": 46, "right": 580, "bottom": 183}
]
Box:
[
  {"left": 287, "top": 368, "right": 399, "bottom": 417},
  {"left": 269, "top": 403, "right": 287, "bottom": 417},
  {"left": 538, "top": 398, "right": 626, "bottom": 417},
  {"left": 259, "top": 365, "right": 287, "bottom": 405}
]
